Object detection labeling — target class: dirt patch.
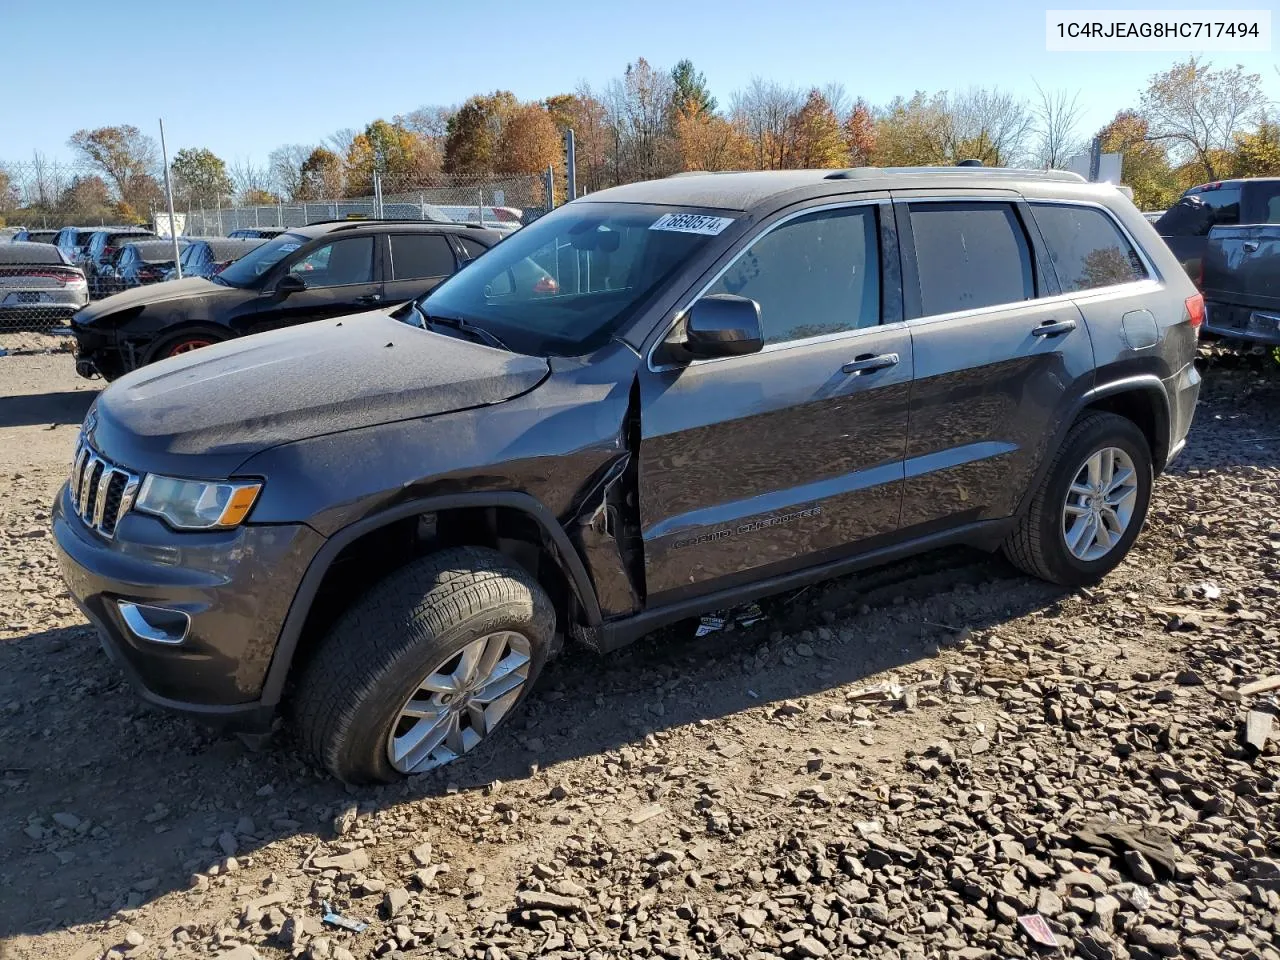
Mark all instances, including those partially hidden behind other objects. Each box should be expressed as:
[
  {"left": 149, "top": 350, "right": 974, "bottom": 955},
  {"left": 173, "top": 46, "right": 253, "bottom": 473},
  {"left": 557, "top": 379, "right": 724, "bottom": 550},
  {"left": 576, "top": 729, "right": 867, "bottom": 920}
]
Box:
[{"left": 1, "top": 349, "right": 1278, "bottom": 960}]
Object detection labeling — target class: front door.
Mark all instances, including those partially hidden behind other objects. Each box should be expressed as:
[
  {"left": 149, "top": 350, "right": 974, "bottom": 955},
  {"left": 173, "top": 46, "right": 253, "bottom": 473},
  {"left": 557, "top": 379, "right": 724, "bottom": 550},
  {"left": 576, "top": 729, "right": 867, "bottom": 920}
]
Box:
[
  {"left": 637, "top": 200, "right": 912, "bottom": 606},
  {"left": 894, "top": 197, "right": 1094, "bottom": 532},
  {"left": 247, "top": 234, "right": 384, "bottom": 334}
]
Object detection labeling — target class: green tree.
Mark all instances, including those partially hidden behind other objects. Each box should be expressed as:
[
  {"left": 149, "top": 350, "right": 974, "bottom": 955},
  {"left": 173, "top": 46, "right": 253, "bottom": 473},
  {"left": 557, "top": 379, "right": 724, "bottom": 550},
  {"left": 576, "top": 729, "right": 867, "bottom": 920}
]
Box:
[
  {"left": 671, "top": 59, "right": 717, "bottom": 116},
  {"left": 67, "top": 125, "right": 159, "bottom": 209},
  {"left": 443, "top": 91, "right": 519, "bottom": 175},
  {"left": 1233, "top": 121, "right": 1280, "bottom": 177},
  {"left": 871, "top": 93, "right": 949, "bottom": 166},
  {"left": 170, "top": 147, "right": 233, "bottom": 206}
]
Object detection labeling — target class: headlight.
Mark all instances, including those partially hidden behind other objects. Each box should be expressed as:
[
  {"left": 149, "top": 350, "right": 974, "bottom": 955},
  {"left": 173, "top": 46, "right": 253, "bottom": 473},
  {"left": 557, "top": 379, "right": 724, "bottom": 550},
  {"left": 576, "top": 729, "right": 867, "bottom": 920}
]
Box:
[{"left": 135, "top": 475, "right": 262, "bottom": 530}]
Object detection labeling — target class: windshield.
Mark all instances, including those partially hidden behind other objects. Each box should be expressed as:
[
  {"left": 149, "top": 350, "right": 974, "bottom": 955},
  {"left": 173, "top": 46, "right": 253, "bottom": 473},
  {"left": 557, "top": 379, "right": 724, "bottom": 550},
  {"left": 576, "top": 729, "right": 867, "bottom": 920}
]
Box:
[
  {"left": 421, "top": 203, "right": 731, "bottom": 355},
  {"left": 216, "top": 232, "right": 307, "bottom": 287}
]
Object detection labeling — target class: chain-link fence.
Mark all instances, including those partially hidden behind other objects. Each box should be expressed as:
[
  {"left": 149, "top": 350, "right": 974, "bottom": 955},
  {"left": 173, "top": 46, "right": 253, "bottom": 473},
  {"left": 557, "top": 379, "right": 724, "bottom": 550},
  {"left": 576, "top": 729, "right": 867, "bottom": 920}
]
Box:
[
  {"left": 2, "top": 159, "right": 550, "bottom": 237},
  {"left": 183, "top": 173, "right": 549, "bottom": 237}
]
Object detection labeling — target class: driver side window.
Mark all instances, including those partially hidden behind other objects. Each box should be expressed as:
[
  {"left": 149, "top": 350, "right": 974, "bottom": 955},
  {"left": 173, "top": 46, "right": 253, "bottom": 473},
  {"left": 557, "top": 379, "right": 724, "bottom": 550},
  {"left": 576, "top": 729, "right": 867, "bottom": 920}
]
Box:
[{"left": 288, "top": 236, "right": 374, "bottom": 287}]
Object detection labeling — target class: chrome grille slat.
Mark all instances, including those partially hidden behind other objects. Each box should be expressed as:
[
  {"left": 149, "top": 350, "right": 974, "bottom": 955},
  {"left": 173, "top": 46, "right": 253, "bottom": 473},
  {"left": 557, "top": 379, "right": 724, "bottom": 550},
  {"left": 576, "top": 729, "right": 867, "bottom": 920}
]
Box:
[{"left": 66, "top": 439, "right": 141, "bottom": 539}]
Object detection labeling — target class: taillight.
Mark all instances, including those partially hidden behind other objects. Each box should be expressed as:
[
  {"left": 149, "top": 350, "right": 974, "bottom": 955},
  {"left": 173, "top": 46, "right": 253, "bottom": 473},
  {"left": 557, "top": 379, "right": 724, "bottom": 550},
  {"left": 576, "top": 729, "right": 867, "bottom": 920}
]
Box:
[
  {"left": 1185, "top": 293, "right": 1204, "bottom": 333},
  {"left": 22, "top": 270, "right": 81, "bottom": 284}
]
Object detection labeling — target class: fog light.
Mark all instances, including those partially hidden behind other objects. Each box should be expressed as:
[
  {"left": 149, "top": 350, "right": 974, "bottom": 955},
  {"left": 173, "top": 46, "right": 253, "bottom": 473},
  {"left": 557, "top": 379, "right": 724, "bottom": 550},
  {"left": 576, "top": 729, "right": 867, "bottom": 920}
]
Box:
[{"left": 117, "top": 601, "right": 190, "bottom": 645}]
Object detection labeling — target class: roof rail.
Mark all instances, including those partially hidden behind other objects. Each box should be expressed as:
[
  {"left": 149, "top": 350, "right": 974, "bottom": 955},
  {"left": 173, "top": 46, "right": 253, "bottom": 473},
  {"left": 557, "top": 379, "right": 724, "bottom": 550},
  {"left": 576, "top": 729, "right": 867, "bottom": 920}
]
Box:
[
  {"left": 300, "top": 218, "right": 491, "bottom": 231},
  {"left": 824, "top": 166, "right": 1087, "bottom": 183},
  {"left": 666, "top": 170, "right": 748, "bottom": 178}
]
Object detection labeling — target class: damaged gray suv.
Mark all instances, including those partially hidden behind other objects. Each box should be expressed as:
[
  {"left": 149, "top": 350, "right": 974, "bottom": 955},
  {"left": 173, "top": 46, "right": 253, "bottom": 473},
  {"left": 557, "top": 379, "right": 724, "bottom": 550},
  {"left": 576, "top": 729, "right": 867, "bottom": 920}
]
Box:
[{"left": 54, "top": 167, "right": 1203, "bottom": 783}]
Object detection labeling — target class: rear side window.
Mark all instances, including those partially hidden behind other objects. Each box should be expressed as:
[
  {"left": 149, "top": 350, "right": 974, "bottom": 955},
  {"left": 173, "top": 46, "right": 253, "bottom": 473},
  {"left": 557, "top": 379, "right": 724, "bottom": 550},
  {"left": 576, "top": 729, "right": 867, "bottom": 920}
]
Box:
[
  {"left": 1032, "top": 203, "right": 1148, "bottom": 292},
  {"left": 908, "top": 202, "right": 1033, "bottom": 316},
  {"left": 458, "top": 237, "right": 489, "bottom": 260},
  {"left": 1189, "top": 185, "right": 1242, "bottom": 228},
  {"left": 706, "top": 205, "right": 881, "bottom": 344},
  {"left": 390, "top": 234, "right": 456, "bottom": 280}
]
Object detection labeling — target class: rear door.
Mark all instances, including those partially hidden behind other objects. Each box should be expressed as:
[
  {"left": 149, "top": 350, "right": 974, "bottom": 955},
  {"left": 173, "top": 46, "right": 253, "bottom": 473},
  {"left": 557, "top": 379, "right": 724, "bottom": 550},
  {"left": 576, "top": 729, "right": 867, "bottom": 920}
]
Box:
[
  {"left": 637, "top": 197, "right": 913, "bottom": 606},
  {"left": 382, "top": 232, "right": 460, "bottom": 304},
  {"left": 895, "top": 194, "right": 1093, "bottom": 533}
]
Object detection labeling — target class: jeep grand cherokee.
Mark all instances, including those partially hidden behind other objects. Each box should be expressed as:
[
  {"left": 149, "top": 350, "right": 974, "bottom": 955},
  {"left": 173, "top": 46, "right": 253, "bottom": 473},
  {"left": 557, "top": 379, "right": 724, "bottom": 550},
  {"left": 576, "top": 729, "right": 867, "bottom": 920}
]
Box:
[{"left": 54, "top": 167, "right": 1203, "bottom": 783}]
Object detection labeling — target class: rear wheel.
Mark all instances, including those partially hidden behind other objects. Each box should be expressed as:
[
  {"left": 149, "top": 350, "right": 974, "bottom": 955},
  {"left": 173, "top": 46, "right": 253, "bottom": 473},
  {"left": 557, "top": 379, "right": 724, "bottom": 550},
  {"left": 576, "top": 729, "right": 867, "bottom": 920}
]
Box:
[
  {"left": 292, "top": 547, "right": 555, "bottom": 784},
  {"left": 1003, "top": 412, "right": 1153, "bottom": 586}
]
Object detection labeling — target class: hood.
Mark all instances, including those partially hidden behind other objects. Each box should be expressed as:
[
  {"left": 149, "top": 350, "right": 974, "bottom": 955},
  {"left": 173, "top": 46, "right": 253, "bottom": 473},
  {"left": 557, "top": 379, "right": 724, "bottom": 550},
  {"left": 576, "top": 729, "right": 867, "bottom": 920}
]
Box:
[
  {"left": 74, "top": 276, "right": 232, "bottom": 325},
  {"left": 87, "top": 313, "right": 550, "bottom": 478}
]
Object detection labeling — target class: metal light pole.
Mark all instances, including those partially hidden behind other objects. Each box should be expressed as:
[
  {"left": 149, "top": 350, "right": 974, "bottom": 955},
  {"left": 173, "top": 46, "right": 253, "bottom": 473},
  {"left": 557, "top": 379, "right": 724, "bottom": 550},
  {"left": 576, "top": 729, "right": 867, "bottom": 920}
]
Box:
[{"left": 158, "top": 118, "right": 183, "bottom": 278}]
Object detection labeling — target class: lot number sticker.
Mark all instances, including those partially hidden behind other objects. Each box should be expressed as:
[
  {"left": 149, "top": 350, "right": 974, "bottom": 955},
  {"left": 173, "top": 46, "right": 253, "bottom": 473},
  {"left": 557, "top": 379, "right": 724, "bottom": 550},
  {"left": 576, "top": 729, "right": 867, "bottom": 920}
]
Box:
[{"left": 650, "top": 213, "right": 736, "bottom": 235}]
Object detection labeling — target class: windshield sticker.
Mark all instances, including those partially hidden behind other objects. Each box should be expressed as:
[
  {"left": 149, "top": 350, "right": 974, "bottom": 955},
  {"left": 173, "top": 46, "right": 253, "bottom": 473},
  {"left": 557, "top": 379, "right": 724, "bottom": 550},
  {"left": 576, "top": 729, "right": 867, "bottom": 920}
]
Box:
[
  {"left": 649, "top": 213, "right": 735, "bottom": 236},
  {"left": 277, "top": 242, "right": 302, "bottom": 254}
]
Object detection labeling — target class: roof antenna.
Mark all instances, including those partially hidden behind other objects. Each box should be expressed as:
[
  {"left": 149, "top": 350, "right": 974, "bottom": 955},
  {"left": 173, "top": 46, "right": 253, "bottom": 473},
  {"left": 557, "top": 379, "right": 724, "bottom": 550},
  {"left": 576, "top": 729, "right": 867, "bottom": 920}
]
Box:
[{"left": 956, "top": 158, "right": 984, "bottom": 167}]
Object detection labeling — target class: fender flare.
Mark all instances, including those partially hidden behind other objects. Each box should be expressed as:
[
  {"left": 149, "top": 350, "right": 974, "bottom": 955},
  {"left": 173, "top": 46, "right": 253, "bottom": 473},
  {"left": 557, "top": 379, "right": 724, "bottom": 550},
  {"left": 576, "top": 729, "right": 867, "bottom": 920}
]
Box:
[
  {"left": 1015, "top": 374, "right": 1171, "bottom": 519},
  {"left": 257, "top": 492, "right": 603, "bottom": 707}
]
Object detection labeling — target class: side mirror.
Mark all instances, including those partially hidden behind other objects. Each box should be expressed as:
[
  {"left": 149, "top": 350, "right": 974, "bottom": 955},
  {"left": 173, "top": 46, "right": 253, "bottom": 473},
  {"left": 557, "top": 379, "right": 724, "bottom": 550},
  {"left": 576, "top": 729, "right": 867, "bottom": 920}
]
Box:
[
  {"left": 273, "top": 273, "right": 306, "bottom": 297},
  {"left": 682, "top": 294, "right": 763, "bottom": 360}
]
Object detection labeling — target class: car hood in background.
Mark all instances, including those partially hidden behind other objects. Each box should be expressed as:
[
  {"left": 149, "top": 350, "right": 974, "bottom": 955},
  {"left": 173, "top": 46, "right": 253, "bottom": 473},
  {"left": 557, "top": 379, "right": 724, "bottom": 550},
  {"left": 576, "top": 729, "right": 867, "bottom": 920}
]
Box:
[
  {"left": 73, "top": 276, "right": 239, "bottom": 325},
  {"left": 86, "top": 312, "right": 550, "bottom": 477}
]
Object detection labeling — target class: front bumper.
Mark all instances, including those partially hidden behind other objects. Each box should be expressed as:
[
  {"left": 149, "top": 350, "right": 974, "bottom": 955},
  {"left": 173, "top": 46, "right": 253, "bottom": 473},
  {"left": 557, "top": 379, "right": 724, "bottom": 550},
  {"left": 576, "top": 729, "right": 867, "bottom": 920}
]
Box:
[
  {"left": 53, "top": 483, "right": 325, "bottom": 730},
  {"left": 70, "top": 323, "right": 126, "bottom": 380},
  {"left": 1203, "top": 302, "right": 1280, "bottom": 347}
]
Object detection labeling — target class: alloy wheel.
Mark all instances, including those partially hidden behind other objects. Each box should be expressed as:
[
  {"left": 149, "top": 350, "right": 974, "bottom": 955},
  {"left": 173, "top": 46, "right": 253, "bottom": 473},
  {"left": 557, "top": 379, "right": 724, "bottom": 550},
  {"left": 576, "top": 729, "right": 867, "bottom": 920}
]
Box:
[{"left": 1061, "top": 446, "right": 1139, "bottom": 562}]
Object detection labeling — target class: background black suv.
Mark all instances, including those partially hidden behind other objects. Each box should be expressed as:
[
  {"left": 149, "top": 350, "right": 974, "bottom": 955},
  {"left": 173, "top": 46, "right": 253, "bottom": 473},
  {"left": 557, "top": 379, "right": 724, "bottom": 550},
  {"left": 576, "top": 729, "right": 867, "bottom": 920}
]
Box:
[{"left": 69, "top": 220, "right": 503, "bottom": 379}]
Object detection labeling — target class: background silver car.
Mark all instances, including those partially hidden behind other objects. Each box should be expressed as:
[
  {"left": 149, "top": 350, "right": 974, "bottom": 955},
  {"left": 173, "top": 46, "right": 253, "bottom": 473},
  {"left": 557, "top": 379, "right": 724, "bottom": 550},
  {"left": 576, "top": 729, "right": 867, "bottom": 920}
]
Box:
[{"left": 0, "top": 241, "right": 88, "bottom": 329}]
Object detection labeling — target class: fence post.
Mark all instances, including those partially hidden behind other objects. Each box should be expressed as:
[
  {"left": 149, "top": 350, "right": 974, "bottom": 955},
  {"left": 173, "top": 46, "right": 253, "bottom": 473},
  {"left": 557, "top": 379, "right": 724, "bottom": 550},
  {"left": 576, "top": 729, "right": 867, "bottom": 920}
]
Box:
[
  {"left": 278, "top": 200, "right": 284, "bottom": 228},
  {"left": 477, "top": 189, "right": 484, "bottom": 226},
  {"left": 544, "top": 165, "right": 555, "bottom": 210},
  {"left": 565, "top": 128, "right": 577, "bottom": 201},
  {"left": 420, "top": 193, "right": 426, "bottom": 220},
  {"left": 331, "top": 200, "right": 337, "bottom": 220}
]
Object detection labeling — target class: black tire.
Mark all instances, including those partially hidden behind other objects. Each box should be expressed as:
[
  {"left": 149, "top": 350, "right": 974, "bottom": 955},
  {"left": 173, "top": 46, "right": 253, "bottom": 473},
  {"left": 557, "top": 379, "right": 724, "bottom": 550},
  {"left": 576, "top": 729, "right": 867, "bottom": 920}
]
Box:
[
  {"left": 292, "top": 546, "right": 555, "bottom": 785},
  {"left": 144, "top": 326, "right": 227, "bottom": 365},
  {"left": 1003, "top": 412, "right": 1153, "bottom": 587}
]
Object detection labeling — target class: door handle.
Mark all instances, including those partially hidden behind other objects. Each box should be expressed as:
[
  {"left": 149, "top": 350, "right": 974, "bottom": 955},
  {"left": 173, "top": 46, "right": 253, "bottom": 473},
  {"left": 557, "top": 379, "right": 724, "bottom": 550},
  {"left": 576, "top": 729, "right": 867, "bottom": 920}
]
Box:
[
  {"left": 356, "top": 293, "right": 384, "bottom": 304},
  {"left": 1032, "top": 318, "right": 1077, "bottom": 337},
  {"left": 841, "top": 352, "right": 899, "bottom": 375},
  {"left": 1243, "top": 240, "right": 1260, "bottom": 253}
]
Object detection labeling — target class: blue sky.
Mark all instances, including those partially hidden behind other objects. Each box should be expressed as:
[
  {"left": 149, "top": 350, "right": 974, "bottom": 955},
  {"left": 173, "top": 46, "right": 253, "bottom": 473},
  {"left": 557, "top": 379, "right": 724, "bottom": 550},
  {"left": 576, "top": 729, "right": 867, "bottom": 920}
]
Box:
[{"left": 2, "top": 0, "right": 1276, "bottom": 167}]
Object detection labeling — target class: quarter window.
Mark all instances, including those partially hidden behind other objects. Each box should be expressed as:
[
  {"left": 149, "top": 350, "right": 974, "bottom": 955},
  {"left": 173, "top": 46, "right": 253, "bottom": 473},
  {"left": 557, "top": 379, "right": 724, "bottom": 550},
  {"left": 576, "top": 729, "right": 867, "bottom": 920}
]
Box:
[
  {"left": 1032, "top": 203, "right": 1148, "bottom": 292},
  {"left": 908, "top": 202, "right": 1033, "bottom": 316},
  {"left": 389, "top": 234, "right": 456, "bottom": 280},
  {"left": 706, "top": 206, "right": 880, "bottom": 344},
  {"left": 288, "top": 236, "right": 374, "bottom": 286}
]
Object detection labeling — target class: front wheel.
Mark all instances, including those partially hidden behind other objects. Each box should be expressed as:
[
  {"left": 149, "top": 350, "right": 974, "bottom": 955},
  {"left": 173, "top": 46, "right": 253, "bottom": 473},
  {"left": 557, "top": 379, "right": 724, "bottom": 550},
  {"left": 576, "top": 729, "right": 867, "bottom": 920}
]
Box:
[
  {"left": 1003, "top": 412, "right": 1153, "bottom": 587},
  {"left": 292, "top": 547, "right": 555, "bottom": 784}
]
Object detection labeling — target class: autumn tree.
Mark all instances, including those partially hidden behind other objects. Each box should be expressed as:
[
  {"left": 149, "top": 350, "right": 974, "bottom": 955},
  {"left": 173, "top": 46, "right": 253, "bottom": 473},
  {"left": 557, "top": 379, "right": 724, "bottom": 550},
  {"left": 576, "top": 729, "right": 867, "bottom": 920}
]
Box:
[
  {"left": 1033, "top": 84, "right": 1084, "bottom": 169},
  {"left": 1140, "top": 56, "right": 1269, "bottom": 180},
  {"left": 68, "top": 125, "right": 159, "bottom": 209},
  {"left": 57, "top": 175, "right": 114, "bottom": 223},
  {"left": 789, "top": 89, "right": 847, "bottom": 168},
  {"left": 241, "top": 189, "right": 279, "bottom": 206},
  {"left": 546, "top": 88, "right": 612, "bottom": 194},
  {"left": 943, "top": 88, "right": 1034, "bottom": 166},
  {"left": 443, "top": 91, "right": 519, "bottom": 175},
  {"left": 170, "top": 147, "right": 233, "bottom": 206},
  {"left": 346, "top": 119, "right": 439, "bottom": 194},
  {"left": 844, "top": 98, "right": 876, "bottom": 165},
  {"left": 298, "top": 147, "right": 345, "bottom": 200},
  {"left": 1096, "top": 110, "right": 1178, "bottom": 210},
  {"left": 671, "top": 59, "right": 717, "bottom": 117},
  {"left": 229, "top": 160, "right": 278, "bottom": 204},
  {"left": 494, "top": 104, "right": 560, "bottom": 176},
  {"left": 672, "top": 104, "right": 750, "bottom": 171},
  {"left": 1233, "top": 120, "right": 1280, "bottom": 178}
]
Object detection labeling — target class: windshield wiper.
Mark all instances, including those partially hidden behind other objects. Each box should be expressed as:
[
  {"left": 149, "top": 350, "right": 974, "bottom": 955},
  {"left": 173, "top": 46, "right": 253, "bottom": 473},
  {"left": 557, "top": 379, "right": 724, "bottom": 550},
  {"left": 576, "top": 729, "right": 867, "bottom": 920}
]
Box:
[{"left": 415, "top": 304, "right": 512, "bottom": 352}]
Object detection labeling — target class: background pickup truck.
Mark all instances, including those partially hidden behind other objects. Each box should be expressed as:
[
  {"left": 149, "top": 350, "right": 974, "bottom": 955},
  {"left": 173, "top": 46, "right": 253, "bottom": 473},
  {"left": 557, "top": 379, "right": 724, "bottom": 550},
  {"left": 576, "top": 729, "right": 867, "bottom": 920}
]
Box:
[
  {"left": 1202, "top": 224, "right": 1280, "bottom": 346},
  {"left": 1156, "top": 177, "right": 1280, "bottom": 285}
]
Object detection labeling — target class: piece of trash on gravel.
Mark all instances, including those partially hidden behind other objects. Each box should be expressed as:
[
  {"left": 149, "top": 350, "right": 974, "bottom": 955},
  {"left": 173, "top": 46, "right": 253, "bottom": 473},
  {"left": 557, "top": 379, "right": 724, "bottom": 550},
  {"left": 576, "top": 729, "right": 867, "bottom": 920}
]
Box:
[
  {"left": 1239, "top": 675, "right": 1280, "bottom": 697},
  {"left": 1245, "top": 710, "right": 1274, "bottom": 751},
  {"left": 696, "top": 615, "right": 727, "bottom": 637},
  {"left": 735, "top": 603, "right": 765, "bottom": 627},
  {"left": 1017, "top": 913, "right": 1059, "bottom": 947},
  {"left": 320, "top": 902, "right": 367, "bottom": 933}
]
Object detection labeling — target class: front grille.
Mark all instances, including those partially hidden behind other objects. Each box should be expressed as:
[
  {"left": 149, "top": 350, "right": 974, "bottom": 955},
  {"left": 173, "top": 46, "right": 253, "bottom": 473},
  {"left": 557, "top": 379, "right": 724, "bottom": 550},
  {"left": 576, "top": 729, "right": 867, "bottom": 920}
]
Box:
[{"left": 68, "top": 440, "right": 140, "bottom": 538}]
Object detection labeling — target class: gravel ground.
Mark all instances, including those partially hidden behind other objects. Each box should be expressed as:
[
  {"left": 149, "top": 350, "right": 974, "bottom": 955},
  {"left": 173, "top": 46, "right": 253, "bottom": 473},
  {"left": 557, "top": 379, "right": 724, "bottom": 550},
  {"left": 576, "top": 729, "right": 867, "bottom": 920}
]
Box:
[{"left": 1, "top": 348, "right": 1278, "bottom": 960}]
